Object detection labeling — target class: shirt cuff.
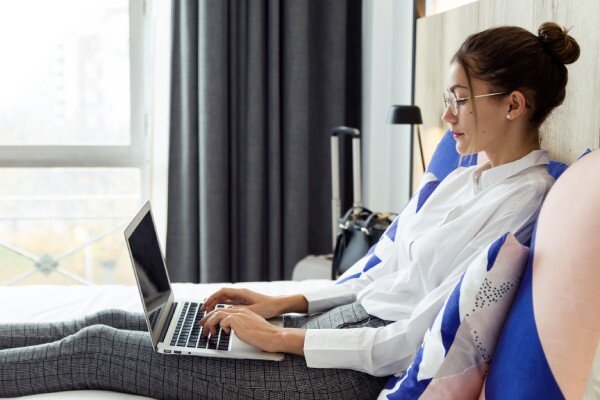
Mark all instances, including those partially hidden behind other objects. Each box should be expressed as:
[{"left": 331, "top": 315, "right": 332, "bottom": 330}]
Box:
[
  {"left": 303, "top": 328, "right": 375, "bottom": 373},
  {"left": 300, "top": 285, "right": 357, "bottom": 314}
]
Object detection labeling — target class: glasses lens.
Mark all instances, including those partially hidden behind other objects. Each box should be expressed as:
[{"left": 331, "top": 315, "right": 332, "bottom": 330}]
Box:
[
  {"left": 444, "top": 92, "right": 457, "bottom": 115},
  {"left": 451, "top": 92, "right": 458, "bottom": 115}
]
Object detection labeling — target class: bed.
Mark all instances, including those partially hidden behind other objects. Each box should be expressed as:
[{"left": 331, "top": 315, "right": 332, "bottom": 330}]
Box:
[
  {"left": 0, "top": 280, "right": 333, "bottom": 399},
  {"left": 3, "top": 147, "right": 599, "bottom": 400}
]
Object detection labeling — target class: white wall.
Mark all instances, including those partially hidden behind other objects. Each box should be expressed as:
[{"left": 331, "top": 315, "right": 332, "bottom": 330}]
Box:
[{"left": 362, "top": 0, "right": 415, "bottom": 212}]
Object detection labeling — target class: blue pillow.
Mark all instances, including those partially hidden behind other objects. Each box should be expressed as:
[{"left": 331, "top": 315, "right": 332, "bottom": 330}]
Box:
[
  {"left": 547, "top": 160, "right": 568, "bottom": 180},
  {"left": 378, "top": 233, "right": 529, "bottom": 399}
]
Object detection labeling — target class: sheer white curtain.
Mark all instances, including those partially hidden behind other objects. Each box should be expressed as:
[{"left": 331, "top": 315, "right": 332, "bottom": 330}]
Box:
[{"left": 362, "top": 0, "right": 415, "bottom": 212}]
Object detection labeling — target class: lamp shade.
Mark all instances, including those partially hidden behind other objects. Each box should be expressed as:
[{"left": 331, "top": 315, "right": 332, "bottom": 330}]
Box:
[
  {"left": 387, "top": 105, "right": 422, "bottom": 125},
  {"left": 387, "top": 104, "right": 426, "bottom": 186}
]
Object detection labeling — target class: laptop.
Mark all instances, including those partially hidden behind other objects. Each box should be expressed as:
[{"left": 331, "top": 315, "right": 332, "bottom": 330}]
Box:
[{"left": 124, "top": 201, "right": 284, "bottom": 361}]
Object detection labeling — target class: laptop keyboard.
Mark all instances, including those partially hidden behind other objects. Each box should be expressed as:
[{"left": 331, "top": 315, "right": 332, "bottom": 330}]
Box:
[{"left": 169, "top": 302, "right": 231, "bottom": 351}]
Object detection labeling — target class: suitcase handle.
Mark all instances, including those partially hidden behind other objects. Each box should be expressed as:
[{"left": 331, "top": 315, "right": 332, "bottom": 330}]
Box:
[
  {"left": 332, "top": 126, "right": 360, "bottom": 138},
  {"left": 330, "top": 126, "right": 362, "bottom": 249}
]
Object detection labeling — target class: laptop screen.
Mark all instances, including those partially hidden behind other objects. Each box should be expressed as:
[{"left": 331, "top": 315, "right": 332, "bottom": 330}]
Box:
[{"left": 127, "top": 207, "right": 172, "bottom": 336}]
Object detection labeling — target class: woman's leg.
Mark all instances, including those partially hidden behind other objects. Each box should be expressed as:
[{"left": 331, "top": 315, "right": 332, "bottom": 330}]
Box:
[
  {"left": 0, "top": 324, "right": 387, "bottom": 399},
  {"left": 0, "top": 302, "right": 391, "bottom": 399},
  {"left": 0, "top": 309, "right": 146, "bottom": 350}
]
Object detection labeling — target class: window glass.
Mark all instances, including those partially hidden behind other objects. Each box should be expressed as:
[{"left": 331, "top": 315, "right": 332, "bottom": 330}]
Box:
[{"left": 0, "top": 0, "right": 130, "bottom": 145}]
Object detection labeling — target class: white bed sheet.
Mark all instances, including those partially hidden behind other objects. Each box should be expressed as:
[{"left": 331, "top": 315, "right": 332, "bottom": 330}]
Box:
[{"left": 0, "top": 280, "right": 333, "bottom": 399}]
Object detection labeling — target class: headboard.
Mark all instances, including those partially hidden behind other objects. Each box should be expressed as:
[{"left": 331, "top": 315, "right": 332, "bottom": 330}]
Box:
[{"left": 413, "top": 0, "right": 600, "bottom": 188}]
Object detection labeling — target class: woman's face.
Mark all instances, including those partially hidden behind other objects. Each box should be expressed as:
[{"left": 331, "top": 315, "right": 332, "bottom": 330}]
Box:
[{"left": 442, "top": 62, "right": 508, "bottom": 156}]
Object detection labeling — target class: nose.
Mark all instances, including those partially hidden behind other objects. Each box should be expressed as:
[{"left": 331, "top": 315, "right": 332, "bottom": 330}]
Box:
[{"left": 441, "top": 105, "right": 457, "bottom": 124}]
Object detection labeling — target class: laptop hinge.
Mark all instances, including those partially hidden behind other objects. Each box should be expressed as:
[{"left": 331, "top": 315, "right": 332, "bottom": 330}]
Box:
[{"left": 158, "top": 301, "right": 178, "bottom": 344}]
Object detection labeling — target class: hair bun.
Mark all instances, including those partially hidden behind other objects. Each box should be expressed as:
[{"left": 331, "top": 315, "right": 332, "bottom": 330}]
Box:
[{"left": 538, "top": 22, "right": 580, "bottom": 65}]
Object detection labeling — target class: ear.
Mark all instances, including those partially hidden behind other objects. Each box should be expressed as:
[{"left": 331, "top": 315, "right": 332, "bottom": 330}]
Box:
[{"left": 506, "top": 90, "right": 528, "bottom": 120}]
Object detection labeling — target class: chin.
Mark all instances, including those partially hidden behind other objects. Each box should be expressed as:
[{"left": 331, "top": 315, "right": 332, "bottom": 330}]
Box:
[
  {"left": 454, "top": 135, "right": 478, "bottom": 156},
  {"left": 455, "top": 143, "right": 472, "bottom": 156}
]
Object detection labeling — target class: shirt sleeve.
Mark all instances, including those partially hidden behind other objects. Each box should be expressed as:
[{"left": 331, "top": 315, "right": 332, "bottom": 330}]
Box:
[{"left": 303, "top": 274, "right": 461, "bottom": 376}]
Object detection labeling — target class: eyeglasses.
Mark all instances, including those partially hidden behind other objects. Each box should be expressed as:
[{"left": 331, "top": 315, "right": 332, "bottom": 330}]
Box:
[{"left": 443, "top": 90, "right": 507, "bottom": 116}]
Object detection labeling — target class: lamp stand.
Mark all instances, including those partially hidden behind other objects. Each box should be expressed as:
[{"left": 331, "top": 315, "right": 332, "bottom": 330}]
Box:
[{"left": 416, "top": 124, "right": 425, "bottom": 172}]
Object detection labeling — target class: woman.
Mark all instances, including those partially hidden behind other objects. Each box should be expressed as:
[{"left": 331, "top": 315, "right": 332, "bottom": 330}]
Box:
[{"left": 0, "top": 22, "right": 580, "bottom": 399}]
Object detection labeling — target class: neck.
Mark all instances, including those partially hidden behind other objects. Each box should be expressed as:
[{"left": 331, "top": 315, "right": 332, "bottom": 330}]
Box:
[{"left": 485, "top": 129, "right": 540, "bottom": 168}]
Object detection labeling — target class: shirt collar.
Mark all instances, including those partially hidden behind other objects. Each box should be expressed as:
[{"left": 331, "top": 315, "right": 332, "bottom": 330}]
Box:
[{"left": 470, "top": 150, "right": 550, "bottom": 194}]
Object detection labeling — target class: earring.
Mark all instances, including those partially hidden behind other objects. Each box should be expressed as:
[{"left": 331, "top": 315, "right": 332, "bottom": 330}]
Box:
[{"left": 506, "top": 114, "right": 511, "bottom": 120}]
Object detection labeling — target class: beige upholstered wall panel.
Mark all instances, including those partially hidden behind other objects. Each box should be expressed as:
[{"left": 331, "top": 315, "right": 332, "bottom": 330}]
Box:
[{"left": 414, "top": 0, "right": 600, "bottom": 189}]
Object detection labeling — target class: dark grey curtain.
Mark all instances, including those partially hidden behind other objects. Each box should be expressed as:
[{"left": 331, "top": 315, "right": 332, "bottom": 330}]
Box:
[{"left": 166, "top": 0, "right": 362, "bottom": 283}]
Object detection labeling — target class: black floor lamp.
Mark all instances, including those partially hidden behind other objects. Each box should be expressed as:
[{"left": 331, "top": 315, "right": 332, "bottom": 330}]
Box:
[{"left": 387, "top": 105, "right": 424, "bottom": 193}]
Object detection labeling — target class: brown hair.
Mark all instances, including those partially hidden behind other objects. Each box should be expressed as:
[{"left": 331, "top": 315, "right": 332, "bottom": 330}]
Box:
[{"left": 452, "top": 22, "right": 580, "bottom": 130}]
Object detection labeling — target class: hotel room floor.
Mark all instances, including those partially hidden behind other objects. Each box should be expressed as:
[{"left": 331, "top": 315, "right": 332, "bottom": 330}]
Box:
[{"left": 0, "top": 280, "right": 333, "bottom": 399}]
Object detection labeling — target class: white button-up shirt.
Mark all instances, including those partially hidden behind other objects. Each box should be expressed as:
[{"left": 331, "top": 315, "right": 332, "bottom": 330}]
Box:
[{"left": 300, "top": 150, "right": 553, "bottom": 376}]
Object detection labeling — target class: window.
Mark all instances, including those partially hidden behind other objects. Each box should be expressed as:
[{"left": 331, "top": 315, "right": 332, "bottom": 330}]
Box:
[{"left": 0, "top": 0, "right": 169, "bottom": 285}]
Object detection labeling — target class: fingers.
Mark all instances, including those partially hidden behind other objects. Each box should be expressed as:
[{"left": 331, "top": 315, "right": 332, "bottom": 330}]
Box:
[
  {"left": 219, "top": 315, "right": 233, "bottom": 334},
  {"left": 198, "top": 308, "right": 219, "bottom": 329},
  {"left": 198, "top": 304, "right": 233, "bottom": 326},
  {"left": 200, "top": 308, "right": 247, "bottom": 336},
  {"left": 201, "top": 288, "right": 232, "bottom": 311},
  {"left": 201, "top": 288, "right": 250, "bottom": 311}
]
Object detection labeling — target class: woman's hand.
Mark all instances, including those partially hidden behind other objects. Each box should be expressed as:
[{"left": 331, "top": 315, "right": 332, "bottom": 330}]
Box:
[
  {"left": 198, "top": 307, "right": 306, "bottom": 355},
  {"left": 201, "top": 288, "right": 308, "bottom": 319}
]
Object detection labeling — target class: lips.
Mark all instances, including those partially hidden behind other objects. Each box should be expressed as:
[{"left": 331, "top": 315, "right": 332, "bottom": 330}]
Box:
[{"left": 452, "top": 131, "right": 464, "bottom": 139}]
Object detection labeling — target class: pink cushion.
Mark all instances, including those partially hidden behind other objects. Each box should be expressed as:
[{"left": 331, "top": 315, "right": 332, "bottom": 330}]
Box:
[{"left": 532, "top": 149, "right": 600, "bottom": 398}]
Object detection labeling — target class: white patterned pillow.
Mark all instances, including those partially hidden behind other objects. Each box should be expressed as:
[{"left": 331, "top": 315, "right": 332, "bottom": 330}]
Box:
[{"left": 378, "top": 232, "right": 528, "bottom": 400}]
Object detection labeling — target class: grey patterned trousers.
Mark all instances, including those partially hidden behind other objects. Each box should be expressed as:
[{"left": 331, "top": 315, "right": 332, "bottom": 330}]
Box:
[{"left": 0, "top": 302, "right": 393, "bottom": 399}]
